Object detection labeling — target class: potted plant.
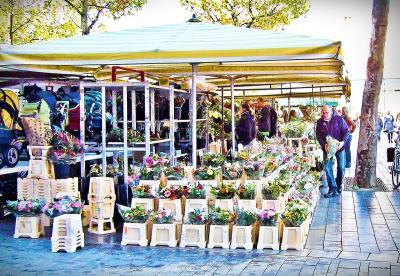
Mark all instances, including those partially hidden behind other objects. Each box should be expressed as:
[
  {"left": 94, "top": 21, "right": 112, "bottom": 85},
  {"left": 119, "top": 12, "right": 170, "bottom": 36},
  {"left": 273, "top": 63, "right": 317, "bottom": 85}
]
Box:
[
  {"left": 194, "top": 166, "right": 219, "bottom": 200},
  {"left": 164, "top": 165, "right": 187, "bottom": 186},
  {"left": 48, "top": 131, "right": 83, "bottom": 179},
  {"left": 157, "top": 185, "right": 185, "bottom": 223},
  {"left": 202, "top": 152, "right": 225, "bottom": 167},
  {"left": 42, "top": 195, "right": 83, "bottom": 218},
  {"left": 207, "top": 207, "right": 235, "bottom": 249},
  {"left": 261, "top": 182, "right": 285, "bottom": 212},
  {"left": 184, "top": 183, "right": 207, "bottom": 220},
  {"left": 139, "top": 154, "right": 169, "bottom": 186},
  {"left": 180, "top": 208, "right": 208, "bottom": 248},
  {"left": 174, "top": 95, "right": 185, "bottom": 119},
  {"left": 118, "top": 204, "right": 149, "bottom": 246},
  {"left": 5, "top": 199, "right": 45, "bottom": 238},
  {"left": 130, "top": 183, "right": 154, "bottom": 211},
  {"left": 222, "top": 162, "right": 243, "bottom": 187},
  {"left": 211, "top": 182, "right": 236, "bottom": 212},
  {"left": 231, "top": 209, "right": 257, "bottom": 250},
  {"left": 257, "top": 209, "right": 280, "bottom": 250},
  {"left": 236, "top": 182, "right": 257, "bottom": 211},
  {"left": 149, "top": 209, "right": 177, "bottom": 247}
]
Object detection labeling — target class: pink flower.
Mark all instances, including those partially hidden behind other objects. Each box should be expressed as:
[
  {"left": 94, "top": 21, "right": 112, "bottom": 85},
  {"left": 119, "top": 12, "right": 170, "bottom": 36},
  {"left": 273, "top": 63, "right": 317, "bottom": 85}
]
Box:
[{"left": 164, "top": 190, "right": 171, "bottom": 198}]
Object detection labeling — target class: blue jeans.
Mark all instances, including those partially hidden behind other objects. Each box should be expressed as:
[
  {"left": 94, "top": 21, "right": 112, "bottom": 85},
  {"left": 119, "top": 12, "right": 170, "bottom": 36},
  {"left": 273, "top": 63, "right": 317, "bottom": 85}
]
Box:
[
  {"left": 344, "top": 134, "right": 352, "bottom": 167},
  {"left": 324, "top": 150, "right": 346, "bottom": 191}
]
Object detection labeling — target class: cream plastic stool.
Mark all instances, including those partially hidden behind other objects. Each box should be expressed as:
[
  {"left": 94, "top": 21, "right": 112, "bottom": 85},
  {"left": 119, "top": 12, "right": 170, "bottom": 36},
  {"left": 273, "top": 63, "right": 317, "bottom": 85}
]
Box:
[
  {"left": 51, "top": 214, "right": 84, "bottom": 253},
  {"left": 14, "top": 216, "right": 44, "bottom": 238}
]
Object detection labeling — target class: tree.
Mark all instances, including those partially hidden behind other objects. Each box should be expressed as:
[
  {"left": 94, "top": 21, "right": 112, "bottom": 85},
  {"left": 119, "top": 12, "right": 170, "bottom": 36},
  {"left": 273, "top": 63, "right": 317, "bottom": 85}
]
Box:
[
  {"left": 355, "top": 0, "right": 389, "bottom": 188},
  {"left": 61, "top": 0, "right": 147, "bottom": 35},
  {"left": 0, "top": 0, "right": 76, "bottom": 45},
  {"left": 179, "top": 0, "right": 309, "bottom": 29}
]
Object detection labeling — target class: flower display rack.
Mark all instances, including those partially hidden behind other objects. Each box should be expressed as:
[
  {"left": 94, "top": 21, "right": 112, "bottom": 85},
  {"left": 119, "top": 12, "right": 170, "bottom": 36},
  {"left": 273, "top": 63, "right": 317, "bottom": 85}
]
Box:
[
  {"left": 230, "top": 224, "right": 256, "bottom": 250},
  {"left": 14, "top": 216, "right": 44, "bottom": 239},
  {"left": 131, "top": 198, "right": 154, "bottom": 211},
  {"left": 150, "top": 223, "right": 178, "bottom": 247},
  {"left": 184, "top": 199, "right": 208, "bottom": 220},
  {"left": 237, "top": 199, "right": 257, "bottom": 212},
  {"left": 28, "top": 159, "right": 54, "bottom": 179},
  {"left": 17, "top": 178, "right": 34, "bottom": 200},
  {"left": 214, "top": 199, "right": 234, "bottom": 212},
  {"left": 51, "top": 214, "right": 84, "bottom": 253},
  {"left": 158, "top": 198, "right": 183, "bottom": 223},
  {"left": 88, "top": 198, "right": 116, "bottom": 220},
  {"left": 257, "top": 224, "right": 280, "bottom": 250},
  {"left": 179, "top": 224, "right": 207, "bottom": 248},
  {"left": 121, "top": 222, "right": 149, "bottom": 246},
  {"left": 207, "top": 224, "right": 232, "bottom": 249}
]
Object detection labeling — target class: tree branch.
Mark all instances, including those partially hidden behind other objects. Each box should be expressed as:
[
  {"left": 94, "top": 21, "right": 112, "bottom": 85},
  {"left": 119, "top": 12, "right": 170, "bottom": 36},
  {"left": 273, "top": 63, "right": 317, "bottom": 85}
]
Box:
[
  {"left": 86, "top": 2, "right": 111, "bottom": 34},
  {"left": 12, "top": 16, "right": 33, "bottom": 34},
  {"left": 63, "top": 0, "right": 82, "bottom": 15}
]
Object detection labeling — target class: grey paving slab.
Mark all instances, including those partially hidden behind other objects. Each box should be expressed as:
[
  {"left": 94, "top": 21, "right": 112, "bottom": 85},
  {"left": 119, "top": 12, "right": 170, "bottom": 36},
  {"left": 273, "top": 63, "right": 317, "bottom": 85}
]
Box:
[
  {"left": 391, "top": 265, "right": 400, "bottom": 276},
  {"left": 339, "top": 260, "right": 361, "bottom": 269},
  {"left": 368, "top": 253, "right": 400, "bottom": 263},
  {"left": 338, "top": 251, "right": 370, "bottom": 260},
  {"left": 368, "top": 267, "right": 391, "bottom": 276},
  {"left": 336, "top": 267, "right": 359, "bottom": 276}
]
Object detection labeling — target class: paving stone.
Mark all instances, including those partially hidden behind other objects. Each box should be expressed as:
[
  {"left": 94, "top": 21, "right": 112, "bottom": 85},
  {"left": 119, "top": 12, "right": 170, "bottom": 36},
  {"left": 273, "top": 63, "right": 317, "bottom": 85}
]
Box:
[
  {"left": 339, "top": 260, "right": 361, "bottom": 269},
  {"left": 299, "top": 265, "right": 315, "bottom": 275},
  {"left": 313, "top": 264, "right": 329, "bottom": 274},
  {"left": 368, "top": 267, "right": 390, "bottom": 276},
  {"left": 342, "top": 245, "right": 361, "bottom": 252},
  {"left": 307, "top": 250, "right": 339, "bottom": 259},
  {"left": 303, "top": 258, "right": 319, "bottom": 266},
  {"left": 358, "top": 235, "right": 377, "bottom": 244},
  {"left": 378, "top": 241, "right": 398, "bottom": 251},
  {"left": 335, "top": 267, "right": 359, "bottom": 276},
  {"left": 327, "top": 263, "right": 338, "bottom": 274},
  {"left": 368, "top": 261, "right": 391, "bottom": 269},
  {"left": 368, "top": 253, "right": 400, "bottom": 263},
  {"left": 391, "top": 265, "right": 400, "bottom": 276},
  {"left": 360, "top": 243, "right": 380, "bottom": 253},
  {"left": 359, "top": 261, "right": 369, "bottom": 273},
  {"left": 339, "top": 251, "right": 370, "bottom": 260}
]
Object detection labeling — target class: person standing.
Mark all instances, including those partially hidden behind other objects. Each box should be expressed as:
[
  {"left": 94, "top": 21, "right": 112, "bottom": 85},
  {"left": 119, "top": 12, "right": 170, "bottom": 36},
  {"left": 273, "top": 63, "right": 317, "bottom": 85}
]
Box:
[
  {"left": 342, "top": 106, "right": 357, "bottom": 168},
  {"left": 316, "top": 105, "right": 349, "bottom": 197},
  {"left": 384, "top": 111, "right": 395, "bottom": 143},
  {"left": 258, "top": 101, "right": 278, "bottom": 138},
  {"left": 281, "top": 107, "right": 289, "bottom": 123},
  {"left": 375, "top": 113, "right": 384, "bottom": 141},
  {"left": 235, "top": 103, "right": 256, "bottom": 147}
]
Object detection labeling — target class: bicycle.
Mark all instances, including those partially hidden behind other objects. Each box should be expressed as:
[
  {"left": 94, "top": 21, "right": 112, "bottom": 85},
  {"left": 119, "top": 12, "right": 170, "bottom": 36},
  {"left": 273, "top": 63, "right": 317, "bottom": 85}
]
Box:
[{"left": 390, "top": 141, "right": 400, "bottom": 189}]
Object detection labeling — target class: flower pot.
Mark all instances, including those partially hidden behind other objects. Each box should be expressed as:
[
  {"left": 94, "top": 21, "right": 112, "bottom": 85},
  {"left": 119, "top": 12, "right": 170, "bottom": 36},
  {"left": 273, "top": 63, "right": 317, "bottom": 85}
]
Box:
[
  {"left": 207, "top": 224, "right": 231, "bottom": 249},
  {"left": 230, "top": 224, "right": 256, "bottom": 250},
  {"left": 184, "top": 199, "right": 208, "bottom": 220},
  {"left": 121, "top": 222, "right": 149, "bottom": 246},
  {"left": 54, "top": 162, "right": 71, "bottom": 179},
  {"left": 244, "top": 179, "right": 263, "bottom": 208},
  {"left": 257, "top": 224, "right": 280, "bottom": 250},
  {"left": 197, "top": 179, "right": 218, "bottom": 202},
  {"left": 261, "top": 196, "right": 285, "bottom": 212},
  {"left": 180, "top": 224, "right": 207, "bottom": 248},
  {"left": 237, "top": 199, "right": 257, "bottom": 212},
  {"left": 139, "top": 180, "right": 160, "bottom": 195},
  {"left": 131, "top": 198, "right": 154, "bottom": 211},
  {"left": 150, "top": 223, "right": 178, "bottom": 247},
  {"left": 158, "top": 198, "right": 183, "bottom": 223},
  {"left": 215, "top": 198, "right": 234, "bottom": 212},
  {"left": 280, "top": 220, "right": 308, "bottom": 251},
  {"left": 14, "top": 216, "right": 44, "bottom": 239}
]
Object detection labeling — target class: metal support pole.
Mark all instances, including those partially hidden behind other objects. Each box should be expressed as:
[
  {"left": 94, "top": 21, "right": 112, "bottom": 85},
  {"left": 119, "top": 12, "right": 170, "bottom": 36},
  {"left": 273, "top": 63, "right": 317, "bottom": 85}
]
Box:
[
  {"left": 79, "top": 82, "right": 86, "bottom": 194},
  {"left": 131, "top": 90, "right": 136, "bottom": 130},
  {"left": 123, "top": 86, "right": 129, "bottom": 205},
  {"left": 205, "top": 103, "right": 209, "bottom": 151},
  {"left": 230, "top": 78, "right": 235, "bottom": 154},
  {"left": 144, "top": 82, "right": 151, "bottom": 156},
  {"left": 112, "top": 91, "right": 117, "bottom": 129},
  {"left": 169, "top": 85, "right": 175, "bottom": 165},
  {"left": 221, "top": 87, "right": 225, "bottom": 150},
  {"left": 150, "top": 89, "right": 155, "bottom": 133},
  {"left": 191, "top": 64, "right": 198, "bottom": 167},
  {"left": 101, "top": 86, "right": 106, "bottom": 175}
]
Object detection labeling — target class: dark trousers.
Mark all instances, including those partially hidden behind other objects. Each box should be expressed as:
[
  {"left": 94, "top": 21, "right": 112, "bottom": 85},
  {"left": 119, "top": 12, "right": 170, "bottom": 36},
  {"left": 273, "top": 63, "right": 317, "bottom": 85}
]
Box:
[
  {"left": 344, "top": 134, "right": 352, "bottom": 168},
  {"left": 388, "top": 132, "right": 394, "bottom": 143}
]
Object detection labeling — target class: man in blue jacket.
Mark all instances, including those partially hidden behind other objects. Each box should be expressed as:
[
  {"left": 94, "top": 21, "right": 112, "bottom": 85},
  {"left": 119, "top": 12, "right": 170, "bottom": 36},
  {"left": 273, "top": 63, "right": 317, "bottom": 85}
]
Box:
[
  {"left": 235, "top": 103, "right": 256, "bottom": 147},
  {"left": 316, "top": 105, "right": 349, "bottom": 198}
]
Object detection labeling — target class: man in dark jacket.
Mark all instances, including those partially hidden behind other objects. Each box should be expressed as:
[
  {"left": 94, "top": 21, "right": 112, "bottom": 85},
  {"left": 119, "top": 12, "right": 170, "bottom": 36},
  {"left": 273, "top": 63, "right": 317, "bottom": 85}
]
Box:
[
  {"left": 316, "top": 105, "right": 349, "bottom": 197},
  {"left": 258, "top": 102, "right": 277, "bottom": 138},
  {"left": 235, "top": 103, "right": 256, "bottom": 146}
]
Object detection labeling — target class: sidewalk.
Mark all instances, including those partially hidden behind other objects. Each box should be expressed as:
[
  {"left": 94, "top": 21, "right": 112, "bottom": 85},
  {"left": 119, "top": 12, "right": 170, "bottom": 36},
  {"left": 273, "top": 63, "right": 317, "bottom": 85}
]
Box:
[{"left": 1, "top": 191, "right": 400, "bottom": 275}]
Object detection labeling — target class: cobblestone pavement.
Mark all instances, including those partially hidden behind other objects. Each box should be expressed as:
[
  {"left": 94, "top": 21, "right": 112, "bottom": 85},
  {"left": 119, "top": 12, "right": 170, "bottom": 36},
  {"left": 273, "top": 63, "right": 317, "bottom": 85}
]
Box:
[{"left": 2, "top": 191, "right": 400, "bottom": 275}]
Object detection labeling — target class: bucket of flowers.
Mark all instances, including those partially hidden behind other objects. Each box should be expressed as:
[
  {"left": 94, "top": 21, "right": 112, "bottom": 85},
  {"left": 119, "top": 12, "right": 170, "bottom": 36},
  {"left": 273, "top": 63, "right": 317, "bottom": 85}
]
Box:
[
  {"left": 222, "top": 162, "right": 243, "bottom": 187},
  {"left": 118, "top": 204, "right": 150, "bottom": 246},
  {"left": 207, "top": 207, "right": 235, "bottom": 249},
  {"left": 236, "top": 182, "right": 257, "bottom": 211},
  {"left": 48, "top": 130, "right": 83, "bottom": 179},
  {"left": 157, "top": 184, "right": 185, "bottom": 223},
  {"left": 256, "top": 209, "right": 280, "bottom": 250},
  {"left": 184, "top": 183, "right": 207, "bottom": 220},
  {"left": 117, "top": 204, "right": 149, "bottom": 224},
  {"left": 202, "top": 152, "right": 225, "bottom": 167},
  {"left": 139, "top": 154, "right": 168, "bottom": 188},
  {"left": 42, "top": 195, "right": 83, "bottom": 218},
  {"left": 149, "top": 209, "right": 177, "bottom": 247},
  {"left": 243, "top": 160, "right": 264, "bottom": 180},
  {"left": 194, "top": 166, "right": 219, "bottom": 199},
  {"left": 164, "top": 165, "right": 187, "bottom": 186},
  {"left": 261, "top": 182, "right": 285, "bottom": 212},
  {"left": 231, "top": 209, "right": 257, "bottom": 249},
  {"left": 130, "top": 180, "right": 155, "bottom": 212},
  {"left": 5, "top": 199, "right": 44, "bottom": 217}
]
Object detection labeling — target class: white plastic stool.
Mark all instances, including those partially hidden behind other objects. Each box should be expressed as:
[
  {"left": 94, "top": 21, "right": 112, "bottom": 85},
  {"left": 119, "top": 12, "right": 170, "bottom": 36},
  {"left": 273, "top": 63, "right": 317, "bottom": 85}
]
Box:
[{"left": 51, "top": 214, "right": 84, "bottom": 253}]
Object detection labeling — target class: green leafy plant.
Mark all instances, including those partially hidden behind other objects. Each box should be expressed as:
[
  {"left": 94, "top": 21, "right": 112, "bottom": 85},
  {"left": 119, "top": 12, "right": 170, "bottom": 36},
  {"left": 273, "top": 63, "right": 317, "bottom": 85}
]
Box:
[
  {"left": 5, "top": 199, "right": 45, "bottom": 217},
  {"left": 209, "top": 207, "right": 235, "bottom": 225},
  {"left": 164, "top": 166, "right": 184, "bottom": 180},
  {"left": 202, "top": 152, "right": 225, "bottom": 167},
  {"left": 194, "top": 166, "right": 218, "bottom": 180},
  {"left": 186, "top": 209, "right": 208, "bottom": 225},
  {"left": 118, "top": 205, "right": 149, "bottom": 223},
  {"left": 262, "top": 182, "right": 283, "bottom": 200},
  {"left": 131, "top": 184, "right": 154, "bottom": 198},
  {"left": 211, "top": 183, "right": 236, "bottom": 199},
  {"left": 281, "top": 199, "right": 310, "bottom": 227},
  {"left": 235, "top": 209, "right": 257, "bottom": 226},
  {"left": 186, "top": 183, "right": 206, "bottom": 199},
  {"left": 236, "top": 183, "right": 256, "bottom": 200},
  {"left": 222, "top": 162, "right": 243, "bottom": 180},
  {"left": 149, "top": 209, "right": 174, "bottom": 224}
]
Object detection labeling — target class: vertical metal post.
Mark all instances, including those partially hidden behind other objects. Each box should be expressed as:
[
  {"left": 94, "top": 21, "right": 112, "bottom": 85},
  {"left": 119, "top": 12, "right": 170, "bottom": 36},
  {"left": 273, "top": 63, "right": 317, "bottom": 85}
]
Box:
[
  {"left": 191, "top": 64, "right": 198, "bottom": 167},
  {"left": 144, "top": 82, "right": 151, "bottom": 156},
  {"left": 221, "top": 87, "right": 225, "bottom": 150},
  {"left": 101, "top": 86, "right": 106, "bottom": 176},
  {"left": 150, "top": 89, "right": 155, "bottom": 133},
  {"left": 169, "top": 85, "right": 175, "bottom": 165},
  {"left": 123, "top": 86, "right": 128, "bottom": 205},
  {"left": 230, "top": 78, "right": 235, "bottom": 154},
  {"left": 79, "top": 82, "right": 86, "bottom": 194},
  {"left": 112, "top": 90, "right": 117, "bottom": 128},
  {"left": 205, "top": 103, "right": 209, "bottom": 151},
  {"left": 242, "top": 90, "right": 245, "bottom": 103},
  {"left": 131, "top": 90, "right": 136, "bottom": 130}
]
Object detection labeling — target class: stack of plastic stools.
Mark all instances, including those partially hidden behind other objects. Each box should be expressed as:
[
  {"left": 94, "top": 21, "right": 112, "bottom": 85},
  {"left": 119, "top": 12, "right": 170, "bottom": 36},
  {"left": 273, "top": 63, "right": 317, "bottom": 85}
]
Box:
[
  {"left": 17, "top": 178, "right": 34, "bottom": 200},
  {"left": 51, "top": 214, "right": 84, "bottom": 253},
  {"left": 88, "top": 177, "right": 116, "bottom": 234},
  {"left": 51, "top": 178, "right": 80, "bottom": 199},
  {"left": 27, "top": 146, "right": 54, "bottom": 179}
]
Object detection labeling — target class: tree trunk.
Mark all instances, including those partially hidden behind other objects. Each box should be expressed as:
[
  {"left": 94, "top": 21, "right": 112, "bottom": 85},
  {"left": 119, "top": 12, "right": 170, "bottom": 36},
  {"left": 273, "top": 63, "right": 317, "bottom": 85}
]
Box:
[
  {"left": 9, "top": 0, "right": 14, "bottom": 45},
  {"left": 81, "top": 0, "right": 89, "bottom": 35},
  {"left": 355, "top": 0, "right": 389, "bottom": 188}
]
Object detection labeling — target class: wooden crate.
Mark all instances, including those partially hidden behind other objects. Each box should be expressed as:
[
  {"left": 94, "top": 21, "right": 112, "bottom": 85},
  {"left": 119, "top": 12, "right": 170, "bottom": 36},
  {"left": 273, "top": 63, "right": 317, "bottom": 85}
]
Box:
[
  {"left": 179, "top": 224, "right": 207, "bottom": 248},
  {"left": 28, "top": 159, "right": 54, "bottom": 179},
  {"left": 121, "top": 222, "right": 149, "bottom": 246},
  {"left": 17, "top": 178, "right": 34, "bottom": 200},
  {"left": 257, "top": 224, "right": 280, "bottom": 250},
  {"left": 230, "top": 224, "right": 256, "bottom": 250},
  {"left": 14, "top": 216, "right": 44, "bottom": 239},
  {"left": 150, "top": 223, "right": 178, "bottom": 247},
  {"left": 207, "top": 224, "right": 231, "bottom": 249}
]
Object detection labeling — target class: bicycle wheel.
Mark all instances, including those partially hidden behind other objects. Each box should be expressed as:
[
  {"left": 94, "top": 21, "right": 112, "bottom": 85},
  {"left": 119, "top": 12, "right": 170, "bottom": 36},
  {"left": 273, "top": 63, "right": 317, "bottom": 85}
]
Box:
[{"left": 392, "top": 156, "right": 400, "bottom": 189}]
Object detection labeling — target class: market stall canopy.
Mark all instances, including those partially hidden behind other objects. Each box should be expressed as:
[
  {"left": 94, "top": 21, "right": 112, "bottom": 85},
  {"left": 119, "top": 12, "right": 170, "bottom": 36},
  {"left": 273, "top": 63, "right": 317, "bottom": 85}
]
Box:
[{"left": 0, "top": 21, "right": 349, "bottom": 98}]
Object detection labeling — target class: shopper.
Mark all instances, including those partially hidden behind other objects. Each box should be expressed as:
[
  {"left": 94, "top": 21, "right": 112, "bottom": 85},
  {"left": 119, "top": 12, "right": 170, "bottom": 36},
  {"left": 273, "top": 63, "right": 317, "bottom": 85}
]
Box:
[
  {"left": 280, "top": 106, "right": 289, "bottom": 123},
  {"left": 235, "top": 103, "right": 256, "bottom": 147},
  {"left": 288, "top": 109, "right": 297, "bottom": 122},
  {"left": 375, "top": 113, "right": 384, "bottom": 141},
  {"left": 258, "top": 101, "right": 277, "bottom": 138},
  {"left": 384, "top": 111, "right": 395, "bottom": 143},
  {"left": 342, "top": 106, "right": 356, "bottom": 168},
  {"left": 316, "top": 105, "right": 349, "bottom": 197}
]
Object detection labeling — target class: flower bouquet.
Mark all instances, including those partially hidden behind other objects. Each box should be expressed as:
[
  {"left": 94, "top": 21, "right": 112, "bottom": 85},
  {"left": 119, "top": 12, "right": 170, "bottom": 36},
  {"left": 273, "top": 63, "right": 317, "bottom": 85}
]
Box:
[
  {"left": 131, "top": 184, "right": 154, "bottom": 198},
  {"left": 117, "top": 205, "right": 149, "bottom": 223},
  {"left": 235, "top": 209, "right": 257, "bottom": 226},
  {"left": 194, "top": 166, "right": 218, "bottom": 180},
  {"left": 139, "top": 166, "right": 163, "bottom": 181},
  {"left": 243, "top": 161, "right": 264, "bottom": 180},
  {"left": 209, "top": 207, "right": 235, "bottom": 225},
  {"left": 185, "top": 183, "right": 206, "bottom": 199},
  {"left": 202, "top": 152, "right": 225, "bottom": 167},
  {"left": 280, "top": 121, "right": 307, "bottom": 138},
  {"left": 257, "top": 209, "right": 279, "bottom": 226},
  {"left": 164, "top": 166, "right": 184, "bottom": 180},
  {"left": 5, "top": 199, "right": 44, "bottom": 217},
  {"left": 42, "top": 195, "right": 82, "bottom": 218},
  {"left": 326, "top": 135, "right": 340, "bottom": 159},
  {"left": 158, "top": 185, "right": 184, "bottom": 200},
  {"left": 186, "top": 209, "right": 208, "bottom": 225},
  {"left": 236, "top": 182, "right": 256, "bottom": 200},
  {"left": 48, "top": 130, "right": 83, "bottom": 165},
  {"left": 222, "top": 162, "right": 243, "bottom": 180},
  {"left": 211, "top": 182, "right": 236, "bottom": 199},
  {"left": 281, "top": 199, "right": 310, "bottom": 227},
  {"left": 262, "top": 182, "right": 283, "bottom": 200},
  {"left": 149, "top": 209, "right": 174, "bottom": 224}
]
